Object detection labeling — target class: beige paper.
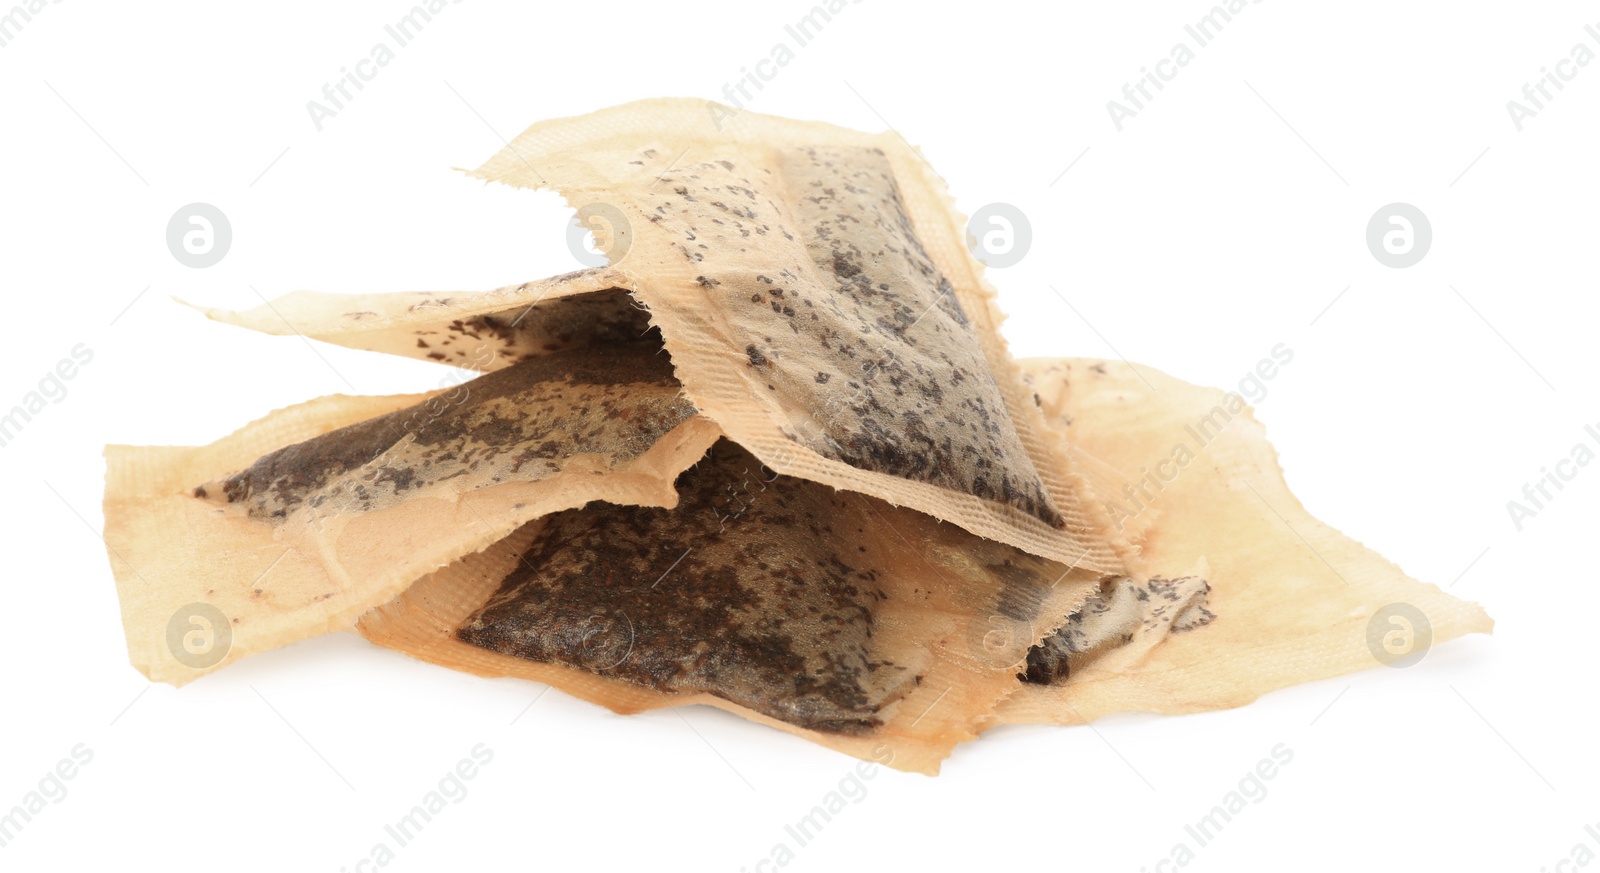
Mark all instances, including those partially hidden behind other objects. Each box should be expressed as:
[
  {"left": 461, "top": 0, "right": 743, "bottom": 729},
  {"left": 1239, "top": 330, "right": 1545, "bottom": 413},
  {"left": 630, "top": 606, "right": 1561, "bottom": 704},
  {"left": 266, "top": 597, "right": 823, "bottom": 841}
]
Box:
[
  {"left": 101, "top": 98, "right": 1491, "bottom": 773},
  {"left": 210, "top": 99, "right": 1130, "bottom": 575},
  {"left": 1021, "top": 574, "right": 1214, "bottom": 685},
  {"left": 357, "top": 440, "right": 1105, "bottom": 775},
  {"left": 197, "top": 270, "right": 648, "bottom": 371},
  {"left": 105, "top": 346, "right": 721, "bottom": 686},
  {"left": 994, "top": 359, "right": 1493, "bottom": 724}
]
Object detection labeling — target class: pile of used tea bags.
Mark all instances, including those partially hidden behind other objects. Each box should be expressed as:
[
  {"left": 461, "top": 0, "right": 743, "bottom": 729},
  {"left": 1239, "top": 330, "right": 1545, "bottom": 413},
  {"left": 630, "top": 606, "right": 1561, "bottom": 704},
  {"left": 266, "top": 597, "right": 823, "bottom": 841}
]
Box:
[{"left": 104, "top": 100, "right": 1490, "bottom": 773}]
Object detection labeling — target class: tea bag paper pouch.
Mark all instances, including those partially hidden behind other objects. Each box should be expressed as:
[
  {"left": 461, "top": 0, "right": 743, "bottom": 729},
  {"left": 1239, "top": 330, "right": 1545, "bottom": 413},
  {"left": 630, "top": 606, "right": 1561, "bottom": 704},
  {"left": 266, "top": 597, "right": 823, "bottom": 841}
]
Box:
[
  {"left": 207, "top": 99, "right": 1132, "bottom": 576},
  {"left": 357, "top": 440, "right": 1107, "bottom": 775},
  {"left": 105, "top": 345, "right": 721, "bottom": 685},
  {"left": 993, "top": 359, "right": 1492, "bottom": 725}
]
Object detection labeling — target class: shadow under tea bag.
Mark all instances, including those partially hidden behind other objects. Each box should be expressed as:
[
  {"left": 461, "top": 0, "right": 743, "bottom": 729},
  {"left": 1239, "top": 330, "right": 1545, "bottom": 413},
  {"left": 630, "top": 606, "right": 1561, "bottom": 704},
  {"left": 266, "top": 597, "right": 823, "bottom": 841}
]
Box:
[
  {"left": 995, "top": 359, "right": 1492, "bottom": 725},
  {"left": 356, "top": 440, "right": 1106, "bottom": 775},
  {"left": 105, "top": 342, "right": 721, "bottom": 685}
]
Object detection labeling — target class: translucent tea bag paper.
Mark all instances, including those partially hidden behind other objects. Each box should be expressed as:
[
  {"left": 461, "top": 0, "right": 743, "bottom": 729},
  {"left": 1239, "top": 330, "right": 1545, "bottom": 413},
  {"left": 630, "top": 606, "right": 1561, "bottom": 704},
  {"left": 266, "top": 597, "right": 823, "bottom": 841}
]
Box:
[
  {"left": 101, "top": 99, "right": 1491, "bottom": 772},
  {"left": 105, "top": 345, "right": 720, "bottom": 685},
  {"left": 356, "top": 440, "right": 1105, "bottom": 775},
  {"left": 198, "top": 269, "right": 650, "bottom": 370},
  {"left": 210, "top": 99, "right": 1130, "bottom": 574},
  {"left": 994, "top": 359, "right": 1493, "bottom": 725}
]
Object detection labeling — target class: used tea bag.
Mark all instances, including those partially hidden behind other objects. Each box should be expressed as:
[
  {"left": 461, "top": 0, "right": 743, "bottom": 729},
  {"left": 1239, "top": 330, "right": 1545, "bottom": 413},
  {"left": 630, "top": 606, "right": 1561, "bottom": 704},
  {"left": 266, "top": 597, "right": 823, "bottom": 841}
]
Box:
[
  {"left": 356, "top": 440, "right": 1106, "bottom": 775},
  {"left": 198, "top": 268, "right": 650, "bottom": 370},
  {"left": 209, "top": 99, "right": 1129, "bottom": 575},
  {"left": 105, "top": 343, "right": 721, "bottom": 685},
  {"left": 102, "top": 97, "right": 1489, "bottom": 774},
  {"left": 193, "top": 343, "right": 692, "bottom": 524},
  {"left": 994, "top": 359, "right": 1492, "bottom": 724}
]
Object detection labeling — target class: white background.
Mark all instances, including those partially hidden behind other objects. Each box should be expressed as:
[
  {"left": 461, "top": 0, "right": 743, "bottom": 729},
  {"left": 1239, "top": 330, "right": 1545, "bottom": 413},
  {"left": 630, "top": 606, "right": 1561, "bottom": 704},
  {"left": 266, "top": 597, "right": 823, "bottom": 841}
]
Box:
[{"left": 1, "top": 1, "right": 1595, "bottom": 870}]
